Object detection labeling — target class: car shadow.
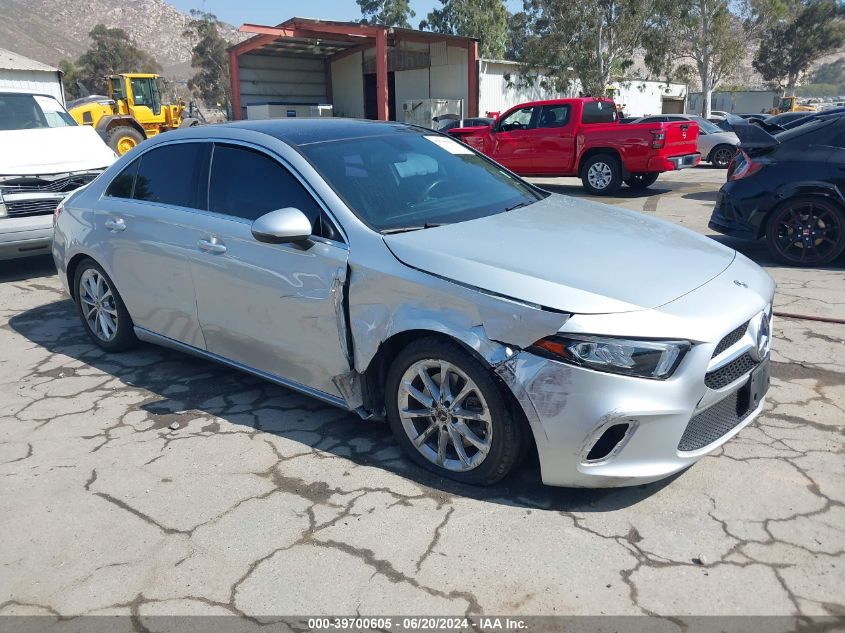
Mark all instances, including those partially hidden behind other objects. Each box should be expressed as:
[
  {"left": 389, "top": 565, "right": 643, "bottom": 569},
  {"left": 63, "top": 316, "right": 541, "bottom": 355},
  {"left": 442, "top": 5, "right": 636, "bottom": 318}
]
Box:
[
  {"left": 681, "top": 190, "right": 719, "bottom": 202},
  {"left": 538, "top": 182, "right": 675, "bottom": 199},
  {"left": 9, "top": 298, "right": 680, "bottom": 512},
  {"left": 0, "top": 255, "right": 56, "bottom": 283},
  {"left": 709, "top": 235, "right": 845, "bottom": 270}
]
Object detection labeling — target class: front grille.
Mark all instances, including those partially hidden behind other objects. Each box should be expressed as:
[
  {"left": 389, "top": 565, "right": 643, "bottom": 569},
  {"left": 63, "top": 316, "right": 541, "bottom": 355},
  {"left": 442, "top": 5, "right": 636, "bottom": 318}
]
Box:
[
  {"left": 5, "top": 199, "right": 59, "bottom": 217},
  {"left": 0, "top": 172, "right": 100, "bottom": 194},
  {"left": 712, "top": 321, "right": 748, "bottom": 358},
  {"left": 678, "top": 389, "right": 752, "bottom": 451},
  {"left": 705, "top": 352, "right": 758, "bottom": 389}
]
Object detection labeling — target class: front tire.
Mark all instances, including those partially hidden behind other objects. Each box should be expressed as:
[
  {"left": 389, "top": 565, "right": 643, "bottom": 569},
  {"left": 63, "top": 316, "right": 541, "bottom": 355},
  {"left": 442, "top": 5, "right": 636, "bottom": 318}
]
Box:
[
  {"left": 385, "top": 338, "right": 522, "bottom": 485},
  {"left": 710, "top": 144, "right": 736, "bottom": 169},
  {"left": 765, "top": 197, "right": 845, "bottom": 267},
  {"left": 581, "top": 154, "right": 622, "bottom": 195},
  {"left": 73, "top": 258, "right": 137, "bottom": 351},
  {"left": 624, "top": 172, "right": 659, "bottom": 189},
  {"left": 106, "top": 126, "right": 145, "bottom": 155}
]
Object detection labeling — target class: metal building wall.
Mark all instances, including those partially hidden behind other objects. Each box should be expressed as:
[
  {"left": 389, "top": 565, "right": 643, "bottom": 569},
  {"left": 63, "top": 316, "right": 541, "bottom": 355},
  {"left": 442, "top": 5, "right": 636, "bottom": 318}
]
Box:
[
  {"left": 237, "top": 52, "right": 328, "bottom": 110},
  {"left": 0, "top": 69, "right": 63, "bottom": 104}
]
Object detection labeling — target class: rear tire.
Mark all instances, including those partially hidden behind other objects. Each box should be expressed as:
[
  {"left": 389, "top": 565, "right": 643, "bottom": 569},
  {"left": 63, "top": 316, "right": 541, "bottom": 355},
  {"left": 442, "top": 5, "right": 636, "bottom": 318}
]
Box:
[
  {"left": 385, "top": 337, "right": 522, "bottom": 485},
  {"left": 710, "top": 144, "right": 736, "bottom": 169},
  {"left": 765, "top": 196, "right": 845, "bottom": 267},
  {"left": 623, "top": 172, "right": 659, "bottom": 189},
  {"left": 106, "top": 126, "right": 145, "bottom": 155},
  {"left": 73, "top": 258, "right": 137, "bottom": 352},
  {"left": 581, "top": 154, "right": 622, "bottom": 195}
]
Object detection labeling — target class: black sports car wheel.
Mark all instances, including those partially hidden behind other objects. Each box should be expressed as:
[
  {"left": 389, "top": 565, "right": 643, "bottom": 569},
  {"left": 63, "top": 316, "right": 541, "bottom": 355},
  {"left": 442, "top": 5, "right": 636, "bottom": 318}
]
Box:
[{"left": 765, "top": 197, "right": 845, "bottom": 266}]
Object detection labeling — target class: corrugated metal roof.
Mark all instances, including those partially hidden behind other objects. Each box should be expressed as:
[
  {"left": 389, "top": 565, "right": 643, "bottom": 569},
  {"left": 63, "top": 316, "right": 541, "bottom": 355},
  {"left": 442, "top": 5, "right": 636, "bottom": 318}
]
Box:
[{"left": 0, "top": 48, "right": 58, "bottom": 73}]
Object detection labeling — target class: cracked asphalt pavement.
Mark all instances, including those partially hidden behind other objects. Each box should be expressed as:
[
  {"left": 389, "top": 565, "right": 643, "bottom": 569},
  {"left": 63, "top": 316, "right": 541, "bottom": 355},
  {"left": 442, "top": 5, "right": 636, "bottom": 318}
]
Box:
[{"left": 0, "top": 167, "right": 843, "bottom": 620}]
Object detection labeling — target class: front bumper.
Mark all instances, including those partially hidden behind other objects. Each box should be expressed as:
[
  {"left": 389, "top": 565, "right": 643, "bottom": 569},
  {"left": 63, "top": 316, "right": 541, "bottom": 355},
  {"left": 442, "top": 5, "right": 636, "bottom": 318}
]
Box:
[{"left": 0, "top": 214, "right": 53, "bottom": 261}]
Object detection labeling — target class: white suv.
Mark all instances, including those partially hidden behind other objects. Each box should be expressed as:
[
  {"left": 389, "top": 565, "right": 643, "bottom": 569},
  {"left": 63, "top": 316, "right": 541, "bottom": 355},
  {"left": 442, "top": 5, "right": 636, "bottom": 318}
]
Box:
[{"left": 0, "top": 91, "right": 115, "bottom": 260}]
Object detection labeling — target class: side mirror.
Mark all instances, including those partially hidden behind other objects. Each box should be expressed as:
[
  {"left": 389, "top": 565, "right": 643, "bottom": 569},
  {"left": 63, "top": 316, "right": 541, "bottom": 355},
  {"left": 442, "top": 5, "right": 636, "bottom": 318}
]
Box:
[{"left": 251, "top": 207, "right": 312, "bottom": 244}]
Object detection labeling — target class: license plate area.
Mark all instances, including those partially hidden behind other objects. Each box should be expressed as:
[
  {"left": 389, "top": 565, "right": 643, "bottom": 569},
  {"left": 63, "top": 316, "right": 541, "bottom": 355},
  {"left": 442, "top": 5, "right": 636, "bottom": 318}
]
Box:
[{"left": 748, "top": 355, "right": 770, "bottom": 410}]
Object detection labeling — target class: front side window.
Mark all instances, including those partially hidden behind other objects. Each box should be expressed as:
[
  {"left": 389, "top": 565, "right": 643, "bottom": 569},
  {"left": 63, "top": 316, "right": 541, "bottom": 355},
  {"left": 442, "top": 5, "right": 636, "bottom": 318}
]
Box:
[
  {"left": 132, "top": 142, "right": 208, "bottom": 208},
  {"left": 208, "top": 144, "right": 323, "bottom": 225},
  {"left": 301, "top": 130, "right": 543, "bottom": 232},
  {"left": 0, "top": 94, "right": 75, "bottom": 130},
  {"left": 498, "top": 107, "right": 534, "bottom": 131},
  {"left": 130, "top": 79, "right": 152, "bottom": 107},
  {"left": 581, "top": 100, "right": 618, "bottom": 124}
]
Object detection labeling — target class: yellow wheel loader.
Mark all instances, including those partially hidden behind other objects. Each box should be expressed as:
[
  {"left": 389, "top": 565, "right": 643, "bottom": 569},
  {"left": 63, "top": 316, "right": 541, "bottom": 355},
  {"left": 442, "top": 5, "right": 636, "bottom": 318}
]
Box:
[
  {"left": 769, "top": 96, "right": 816, "bottom": 115},
  {"left": 67, "top": 74, "right": 200, "bottom": 155}
]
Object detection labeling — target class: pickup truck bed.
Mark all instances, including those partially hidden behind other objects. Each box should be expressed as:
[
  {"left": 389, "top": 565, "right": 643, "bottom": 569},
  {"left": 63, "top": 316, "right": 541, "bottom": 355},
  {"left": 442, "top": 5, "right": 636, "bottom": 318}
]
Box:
[{"left": 449, "top": 97, "right": 701, "bottom": 195}]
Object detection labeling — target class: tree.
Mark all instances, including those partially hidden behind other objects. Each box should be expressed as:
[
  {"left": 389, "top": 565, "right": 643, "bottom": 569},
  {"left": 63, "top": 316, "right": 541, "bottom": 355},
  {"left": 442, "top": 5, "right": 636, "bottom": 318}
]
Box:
[
  {"left": 419, "top": 0, "right": 509, "bottom": 59},
  {"left": 644, "top": 0, "right": 783, "bottom": 117},
  {"left": 518, "top": 0, "right": 659, "bottom": 97},
  {"left": 183, "top": 10, "right": 231, "bottom": 113},
  {"left": 505, "top": 11, "right": 530, "bottom": 60},
  {"left": 812, "top": 58, "right": 845, "bottom": 86},
  {"left": 753, "top": 0, "right": 845, "bottom": 95},
  {"left": 357, "top": 0, "right": 415, "bottom": 27},
  {"left": 58, "top": 59, "right": 83, "bottom": 100},
  {"left": 74, "top": 24, "right": 161, "bottom": 95}
]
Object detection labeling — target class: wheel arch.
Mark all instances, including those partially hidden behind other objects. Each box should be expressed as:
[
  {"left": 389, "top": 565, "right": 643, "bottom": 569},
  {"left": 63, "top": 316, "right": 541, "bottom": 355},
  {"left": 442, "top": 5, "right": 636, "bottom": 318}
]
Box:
[
  {"left": 360, "top": 328, "right": 536, "bottom": 461},
  {"left": 577, "top": 147, "right": 622, "bottom": 176},
  {"left": 65, "top": 252, "right": 99, "bottom": 300},
  {"left": 758, "top": 185, "right": 845, "bottom": 239}
]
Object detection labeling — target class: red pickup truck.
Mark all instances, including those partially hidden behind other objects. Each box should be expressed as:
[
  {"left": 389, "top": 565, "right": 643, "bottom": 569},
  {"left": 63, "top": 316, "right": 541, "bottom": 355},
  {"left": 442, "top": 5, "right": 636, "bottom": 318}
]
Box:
[{"left": 449, "top": 97, "right": 701, "bottom": 195}]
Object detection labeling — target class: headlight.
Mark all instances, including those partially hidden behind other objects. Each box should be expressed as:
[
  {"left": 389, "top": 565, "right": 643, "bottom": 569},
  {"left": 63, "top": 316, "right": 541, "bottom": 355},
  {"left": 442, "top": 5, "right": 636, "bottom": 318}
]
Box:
[{"left": 530, "top": 334, "right": 690, "bottom": 380}]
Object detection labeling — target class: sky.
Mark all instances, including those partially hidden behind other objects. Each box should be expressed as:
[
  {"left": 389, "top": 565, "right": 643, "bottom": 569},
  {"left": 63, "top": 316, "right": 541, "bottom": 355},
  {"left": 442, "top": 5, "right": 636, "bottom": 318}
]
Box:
[{"left": 168, "top": 0, "right": 522, "bottom": 29}]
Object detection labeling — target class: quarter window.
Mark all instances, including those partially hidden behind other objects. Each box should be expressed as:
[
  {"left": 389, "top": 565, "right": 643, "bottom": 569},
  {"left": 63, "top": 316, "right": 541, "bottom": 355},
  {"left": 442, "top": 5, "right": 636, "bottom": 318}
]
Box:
[
  {"left": 208, "top": 144, "right": 322, "bottom": 225},
  {"left": 105, "top": 158, "right": 140, "bottom": 198},
  {"left": 132, "top": 142, "right": 208, "bottom": 209}
]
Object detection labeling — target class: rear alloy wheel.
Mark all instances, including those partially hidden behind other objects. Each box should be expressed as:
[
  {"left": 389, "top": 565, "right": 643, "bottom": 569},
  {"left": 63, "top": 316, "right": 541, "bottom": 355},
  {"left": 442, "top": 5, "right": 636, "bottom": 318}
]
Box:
[
  {"left": 386, "top": 338, "right": 522, "bottom": 485},
  {"left": 581, "top": 154, "right": 622, "bottom": 195},
  {"left": 623, "top": 172, "right": 659, "bottom": 190},
  {"left": 765, "top": 197, "right": 845, "bottom": 267},
  {"left": 73, "top": 259, "right": 137, "bottom": 351},
  {"left": 710, "top": 144, "right": 736, "bottom": 169}
]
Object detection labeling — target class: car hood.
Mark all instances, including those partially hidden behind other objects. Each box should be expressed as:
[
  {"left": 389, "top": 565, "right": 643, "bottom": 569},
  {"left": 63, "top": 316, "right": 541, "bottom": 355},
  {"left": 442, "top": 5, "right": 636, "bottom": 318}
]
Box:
[
  {"left": 0, "top": 126, "right": 115, "bottom": 175},
  {"left": 383, "top": 194, "right": 737, "bottom": 314}
]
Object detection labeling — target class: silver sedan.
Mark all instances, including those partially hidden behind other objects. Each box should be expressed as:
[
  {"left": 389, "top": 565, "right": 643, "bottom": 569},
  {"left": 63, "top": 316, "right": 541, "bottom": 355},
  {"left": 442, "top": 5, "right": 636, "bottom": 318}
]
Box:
[{"left": 53, "top": 119, "right": 775, "bottom": 487}]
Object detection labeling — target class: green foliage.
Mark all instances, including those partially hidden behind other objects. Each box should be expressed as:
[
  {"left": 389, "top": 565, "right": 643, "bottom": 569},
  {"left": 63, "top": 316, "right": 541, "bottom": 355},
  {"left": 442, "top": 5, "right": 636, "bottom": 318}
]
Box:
[
  {"left": 419, "top": 0, "right": 508, "bottom": 59},
  {"left": 812, "top": 58, "right": 845, "bottom": 86},
  {"left": 753, "top": 0, "right": 845, "bottom": 94},
  {"left": 58, "top": 59, "right": 82, "bottom": 100},
  {"left": 795, "top": 82, "right": 843, "bottom": 96},
  {"left": 517, "top": 0, "right": 659, "bottom": 97},
  {"left": 357, "top": 0, "right": 415, "bottom": 27},
  {"left": 183, "top": 10, "right": 231, "bottom": 112},
  {"left": 72, "top": 24, "right": 161, "bottom": 95}
]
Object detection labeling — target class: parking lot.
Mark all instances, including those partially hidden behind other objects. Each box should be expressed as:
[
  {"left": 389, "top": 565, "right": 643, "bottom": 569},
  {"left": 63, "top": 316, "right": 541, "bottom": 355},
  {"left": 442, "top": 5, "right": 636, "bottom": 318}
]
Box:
[{"left": 0, "top": 166, "right": 843, "bottom": 621}]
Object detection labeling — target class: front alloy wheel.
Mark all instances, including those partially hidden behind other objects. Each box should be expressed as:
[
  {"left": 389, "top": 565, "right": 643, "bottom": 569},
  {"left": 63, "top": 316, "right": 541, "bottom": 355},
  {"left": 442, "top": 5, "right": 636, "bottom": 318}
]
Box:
[
  {"left": 765, "top": 197, "right": 845, "bottom": 266},
  {"left": 386, "top": 338, "right": 523, "bottom": 485},
  {"left": 73, "top": 259, "right": 137, "bottom": 351},
  {"left": 397, "top": 359, "right": 492, "bottom": 472}
]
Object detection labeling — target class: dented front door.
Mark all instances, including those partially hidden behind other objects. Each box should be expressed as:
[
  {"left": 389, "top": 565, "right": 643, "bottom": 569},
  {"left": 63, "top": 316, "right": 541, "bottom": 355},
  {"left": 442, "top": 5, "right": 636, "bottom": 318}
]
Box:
[{"left": 189, "top": 213, "right": 351, "bottom": 399}]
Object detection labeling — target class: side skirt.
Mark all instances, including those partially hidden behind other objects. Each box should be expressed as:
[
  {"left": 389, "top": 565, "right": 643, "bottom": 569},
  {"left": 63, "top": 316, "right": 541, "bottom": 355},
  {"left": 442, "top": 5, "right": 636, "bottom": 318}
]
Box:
[{"left": 133, "top": 326, "right": 351, "bottom": 411}]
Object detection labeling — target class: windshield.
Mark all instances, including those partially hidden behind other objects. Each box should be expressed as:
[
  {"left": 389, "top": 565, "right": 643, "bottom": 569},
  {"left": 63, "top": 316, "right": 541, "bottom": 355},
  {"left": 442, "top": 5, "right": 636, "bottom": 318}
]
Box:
[
  {"left": 691, "top": 116, "right": 722, "bottom": 134},
  {"left": 0, "top": 94, "right": 76, "bottom": 130},
  {"left": 300, "top": 131, "right": 543, "bottom": 232}
]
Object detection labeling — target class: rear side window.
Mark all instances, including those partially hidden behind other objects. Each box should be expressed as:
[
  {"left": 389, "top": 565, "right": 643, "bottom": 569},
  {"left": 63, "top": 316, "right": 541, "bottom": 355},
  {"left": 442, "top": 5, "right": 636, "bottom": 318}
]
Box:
[
  {"left": 581, "top": 101, "right": 618, "bottom": 124},
  {"left": 105, "top": 158, "right": 139, "bottom": 198},
  {"left": 208, "top": 144, "right": 322, "bottom": 224},
  {"left": 538, "top": 105, "right": 570, "bottom": 128},
  {"left": 132, "top": 142, "right": 208, "bottom": 209}
]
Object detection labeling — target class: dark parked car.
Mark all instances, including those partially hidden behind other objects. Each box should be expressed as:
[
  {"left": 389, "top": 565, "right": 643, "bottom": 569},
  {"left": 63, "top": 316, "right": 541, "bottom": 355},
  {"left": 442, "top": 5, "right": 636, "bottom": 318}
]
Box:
[
  {"left": 710, "top": 113, "right": 845, "bottom": 266},
  {"left": 713, "top": 113, "right": 771, "bottom": 132}
]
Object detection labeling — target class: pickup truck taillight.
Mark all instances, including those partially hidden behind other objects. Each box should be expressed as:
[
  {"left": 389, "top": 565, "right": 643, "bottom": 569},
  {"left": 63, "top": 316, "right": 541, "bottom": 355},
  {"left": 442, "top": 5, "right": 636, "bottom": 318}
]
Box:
[{"left": 650, "top": 130, "right": 666, "bottom": 149}]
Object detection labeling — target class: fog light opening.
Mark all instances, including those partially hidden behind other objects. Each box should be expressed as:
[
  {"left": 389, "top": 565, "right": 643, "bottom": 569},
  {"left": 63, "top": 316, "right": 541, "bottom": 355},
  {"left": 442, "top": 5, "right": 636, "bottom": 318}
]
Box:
[{"left": 586, "top": 423, "right": 630, "bottom": 462}]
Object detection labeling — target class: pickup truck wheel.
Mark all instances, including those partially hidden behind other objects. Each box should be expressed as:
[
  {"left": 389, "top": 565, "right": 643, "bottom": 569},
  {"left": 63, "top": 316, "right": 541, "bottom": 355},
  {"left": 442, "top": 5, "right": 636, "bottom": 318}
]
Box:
[
  {"left": 623, "top": 173, "right": 659, "bottom": 189},
  {"left": 582, "top": 154, "right": 622, "bottom": 195}
]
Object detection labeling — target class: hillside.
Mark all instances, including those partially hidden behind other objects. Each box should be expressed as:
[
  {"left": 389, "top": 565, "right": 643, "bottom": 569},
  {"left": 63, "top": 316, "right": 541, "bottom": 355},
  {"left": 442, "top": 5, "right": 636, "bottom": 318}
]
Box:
[{"left": 0, "top": 0, "right": 244, "bottom": 78}]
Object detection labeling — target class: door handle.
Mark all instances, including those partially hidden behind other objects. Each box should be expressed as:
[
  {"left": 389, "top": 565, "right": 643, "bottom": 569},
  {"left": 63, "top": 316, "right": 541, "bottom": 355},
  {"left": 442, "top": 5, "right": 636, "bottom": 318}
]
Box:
[
  {"left": 197, "top": 238, "right": 227, "bottom": 254},
  {"left": 104, "top": 218, "right": 126, "bottom": 232}
]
